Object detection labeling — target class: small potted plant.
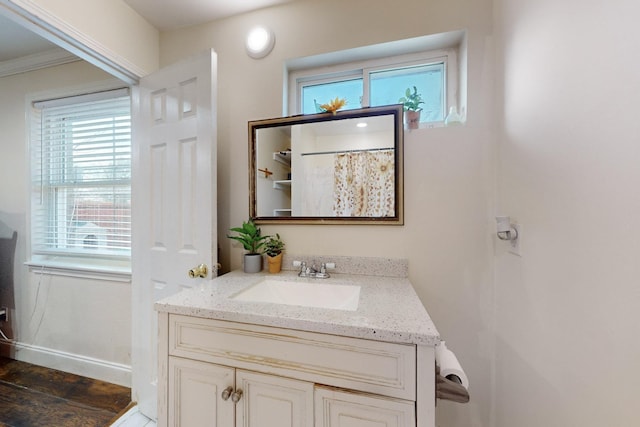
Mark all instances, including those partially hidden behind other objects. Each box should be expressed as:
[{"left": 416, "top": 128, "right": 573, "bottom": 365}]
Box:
[
  {"left": 264, "top": 234, "right": 285, "bottom": 274},
  {"left": 399, "top": 86, "right": 424, "bottom": 129},
  {"left": 318, "top": 97, "right": 347, "bottom": 115},
  {"left": 227, "top": 219, "right": 268, "bottom": 273}
]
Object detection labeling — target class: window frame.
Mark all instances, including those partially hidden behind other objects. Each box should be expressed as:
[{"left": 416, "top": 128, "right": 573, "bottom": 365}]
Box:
[
  {"left": 26, "top": 83, "right": 132, "bottom": 279},
  {"left": 288, "top": 48, "right": 458, "bottom": 126}
]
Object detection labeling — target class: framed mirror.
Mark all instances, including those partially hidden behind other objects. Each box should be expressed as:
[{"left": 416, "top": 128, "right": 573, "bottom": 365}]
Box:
[{"left": 249, "top": 105, "right": 404, "bottom": 225}]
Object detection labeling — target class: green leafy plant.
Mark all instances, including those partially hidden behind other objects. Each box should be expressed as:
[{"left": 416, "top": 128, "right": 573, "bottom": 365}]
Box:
[
  {"left": 264, "top": 234, "right": 285, "bottom": 257},
  {"left": 227, "top": 219, "right": 268, "bottom": 254},
  {"left": 398, "top": 86, "right": 424, "bottom": 112}
]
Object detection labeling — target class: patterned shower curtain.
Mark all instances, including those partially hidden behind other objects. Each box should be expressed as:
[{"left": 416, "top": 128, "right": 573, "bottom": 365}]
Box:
[{"left": 333, "top": 150, "right": 395, "bottom": 217}]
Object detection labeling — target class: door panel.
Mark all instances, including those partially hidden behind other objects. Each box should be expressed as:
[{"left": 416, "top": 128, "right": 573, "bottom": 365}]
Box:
[
  {"left": 132, "top": 49, "right": 217, "bottom": 419},
  {"left": 236, "top": 370, "right": 314, "bottom": 427},
  {"left": 169, "top": 358, "right": 234, "bottom": 427},
  {"left": 315, "top": 387, "right": 415, "bottom": 427}
]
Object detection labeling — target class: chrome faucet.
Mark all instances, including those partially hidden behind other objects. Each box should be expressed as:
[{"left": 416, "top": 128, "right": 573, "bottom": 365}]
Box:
[{"left": 298, "top": 261, "right": 331, "bottom": 279}]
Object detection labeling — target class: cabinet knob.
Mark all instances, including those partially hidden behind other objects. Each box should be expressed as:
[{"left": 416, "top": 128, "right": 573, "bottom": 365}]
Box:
[
  {"left": 221, "top": 386, "right": 233, "bottom": 401},
  {"left": 231, "top": 388, "right": 243, "bottom": 403}
]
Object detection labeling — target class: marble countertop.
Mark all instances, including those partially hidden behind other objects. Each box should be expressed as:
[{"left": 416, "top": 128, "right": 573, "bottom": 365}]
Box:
[{"left": 155, "top": 270, "right": 440, "bottom": 346}]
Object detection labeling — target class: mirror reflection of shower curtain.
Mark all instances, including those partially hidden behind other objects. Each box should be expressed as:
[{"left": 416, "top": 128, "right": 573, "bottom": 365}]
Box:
[{"left": 333, "top": 150, "right": 394, "bottom": 217}]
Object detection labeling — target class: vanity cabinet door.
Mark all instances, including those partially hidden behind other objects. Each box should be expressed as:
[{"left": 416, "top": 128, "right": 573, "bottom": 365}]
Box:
[
  {"left": 168, "top": 357, "right": 235, "bottom": 427},
  {"left": 315, "top": 386, "right": 415, "bottom": 427},
  {"left": 236, "top": 370, "right": 314, "bottom": 427}
]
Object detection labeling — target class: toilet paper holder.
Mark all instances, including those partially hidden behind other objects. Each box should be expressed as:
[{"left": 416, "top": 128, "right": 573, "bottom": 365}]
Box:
[
  {"left": 435, "top": 341, "right": 469, "bottom": 404},
  {"left": 436, "top": 365, "right": 469, "bottom": 404}
]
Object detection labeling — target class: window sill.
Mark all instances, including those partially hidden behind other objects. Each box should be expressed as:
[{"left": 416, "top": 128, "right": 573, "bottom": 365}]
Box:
[
  {"left": 404, "top": 121, "right": 466, "bottom": 131},
  {"left": 26, "top": 257, "right": 131, "bottom": 282}
]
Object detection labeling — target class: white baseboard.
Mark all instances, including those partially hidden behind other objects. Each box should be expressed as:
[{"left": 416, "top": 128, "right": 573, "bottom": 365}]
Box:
[{"left": 0, "top": 339, "right": 131, "bottom": 387}]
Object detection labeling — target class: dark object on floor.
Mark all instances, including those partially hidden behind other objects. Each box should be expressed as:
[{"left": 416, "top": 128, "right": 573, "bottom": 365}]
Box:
[
  {"left": 0, "top": 357, "right": 131, "bottom": 426},
  {"left": 0, "top": 231, "right": 17, "bottom": 354}
]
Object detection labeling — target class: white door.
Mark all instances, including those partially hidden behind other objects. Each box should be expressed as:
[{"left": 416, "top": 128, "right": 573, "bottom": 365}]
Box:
[{"left": 132, "top": 49, "right": 218, "bottom": 419}]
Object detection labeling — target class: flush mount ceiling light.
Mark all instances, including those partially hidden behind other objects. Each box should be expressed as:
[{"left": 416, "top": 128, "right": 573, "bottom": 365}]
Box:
[{"left": 246, "top": 26, "right": 275, "bottom": 59}]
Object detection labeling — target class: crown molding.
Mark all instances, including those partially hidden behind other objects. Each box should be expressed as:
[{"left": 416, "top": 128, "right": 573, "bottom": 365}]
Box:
[{"left": 0, "top": 47, "right": 79, "bottom": 77}]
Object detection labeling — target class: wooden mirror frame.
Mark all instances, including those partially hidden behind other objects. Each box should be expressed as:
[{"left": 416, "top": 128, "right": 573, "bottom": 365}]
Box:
[{"left": 248, "top": 105, "right": 404, "bottom": 225}]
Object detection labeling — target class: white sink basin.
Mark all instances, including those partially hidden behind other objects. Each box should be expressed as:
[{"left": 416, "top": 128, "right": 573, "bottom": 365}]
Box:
[{"left": 232, "top": 278, "right": 361, "bottom": 311}]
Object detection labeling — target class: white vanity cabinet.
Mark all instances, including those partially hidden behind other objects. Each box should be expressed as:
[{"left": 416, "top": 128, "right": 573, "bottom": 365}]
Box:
[{"left": 158, "top": 313, "right": 429, "bottom": 427}]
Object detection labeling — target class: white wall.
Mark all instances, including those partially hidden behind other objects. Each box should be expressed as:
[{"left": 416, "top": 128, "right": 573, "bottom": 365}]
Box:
[
  {"left": 494, "top": 0, "right": 640, "bottom": 425},
  {"left": 161, "top": 0, "right": 495, "bottom": 425},
  {"left": 6, "top": 0, "right": 159, "bottom": 77},
  {"left": 0, "top": 61, "right": 132, "bottom": 385}
]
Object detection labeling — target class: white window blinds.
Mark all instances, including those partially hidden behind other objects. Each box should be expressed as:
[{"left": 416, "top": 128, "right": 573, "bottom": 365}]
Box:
[{"left": 30, "top": 88, "right": 132, "bottom": 260}]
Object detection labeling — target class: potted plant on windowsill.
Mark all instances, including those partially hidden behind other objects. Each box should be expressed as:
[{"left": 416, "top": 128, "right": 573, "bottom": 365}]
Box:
[
  {"left": 399, "top": 86, "right": 424, "bottom": 129},
  {"left": 227, "top": 219, "right": 268, "bottom": 273},
  {"left": 264, "top": 234, "right": 285, "bottom": 274}
]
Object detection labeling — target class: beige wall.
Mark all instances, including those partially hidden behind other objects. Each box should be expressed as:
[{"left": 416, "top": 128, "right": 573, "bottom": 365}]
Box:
[
  {"left": 161, "top": 0, "right": 495, "bottom": 425},
  {"left": 494, "top": 0, "right": 640, "bottom": 425},
  {"left": 0, "top": 61, "right": 132, "bottom": 385}
]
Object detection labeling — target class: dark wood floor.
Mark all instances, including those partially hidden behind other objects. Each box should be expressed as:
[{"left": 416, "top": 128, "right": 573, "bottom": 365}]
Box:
[{"left": 0, "top": 357, "right": 131, "bottom": 427}]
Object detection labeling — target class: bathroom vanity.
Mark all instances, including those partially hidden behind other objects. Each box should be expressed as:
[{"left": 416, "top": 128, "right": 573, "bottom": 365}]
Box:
[{"left": 155, "top": 261, "right": 440, "bottom": 427}]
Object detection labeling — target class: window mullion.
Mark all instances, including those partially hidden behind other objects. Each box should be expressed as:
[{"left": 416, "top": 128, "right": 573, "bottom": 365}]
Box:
[{"left": 362, "top": 66, "right": 372, "bottom": 108}]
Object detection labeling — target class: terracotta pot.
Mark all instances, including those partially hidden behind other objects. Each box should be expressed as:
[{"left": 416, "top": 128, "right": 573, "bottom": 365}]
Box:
[
  {"left": 405, "top": 110, "right": 421, "bottom": 129},
  {"left": 243, "top": 253, "right": 262, "bottom": 273},
  {"left": 267, "top": 253, "right": 283, "bottom": 274}
]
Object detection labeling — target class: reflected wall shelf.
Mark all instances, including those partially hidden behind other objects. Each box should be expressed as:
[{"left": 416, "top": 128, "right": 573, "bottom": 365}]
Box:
[
  {"left": 273, "top": 151, "right": 291, "bottom": 166},
  {"left": 272, "top": 151, "right": 292, "bottom": 214},
  {"left": 273, "top": 209, "right": 292, "bottom": 217},
  {"left": 273, "top": 180, "right": 292, "bottom": 190}
]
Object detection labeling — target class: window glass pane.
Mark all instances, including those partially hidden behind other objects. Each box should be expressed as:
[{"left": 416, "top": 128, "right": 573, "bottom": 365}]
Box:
[
  {"left": 301, "top": 78, "right": 363, "bottom": 114},
  {"left": 42, "top": 185, "right": 131, "bottom": 254},
  {"left": 70, "top": 115, "right": 131, "bottom": 182},
  {"left": 31, "top": 92, "right": 132, "bottom": 259},
  {"left": 370, "top": 63, "right": 445, "bottom": 122}
]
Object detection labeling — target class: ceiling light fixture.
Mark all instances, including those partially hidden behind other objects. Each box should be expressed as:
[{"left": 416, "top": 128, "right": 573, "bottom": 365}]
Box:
[{"left": 246, "top": 26, "right": 275, "bottom": 59}]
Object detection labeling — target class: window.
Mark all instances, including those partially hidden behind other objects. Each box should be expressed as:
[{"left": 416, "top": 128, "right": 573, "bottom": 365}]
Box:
[
  {"left": 30, "top": 88, "right": 132, "bottom": 269},
  {"left": 369, "top": 63, "right": 445, "bottom": 122},
  {"left": 290, "top": 48, "right": 457, "bottom": 125}
]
